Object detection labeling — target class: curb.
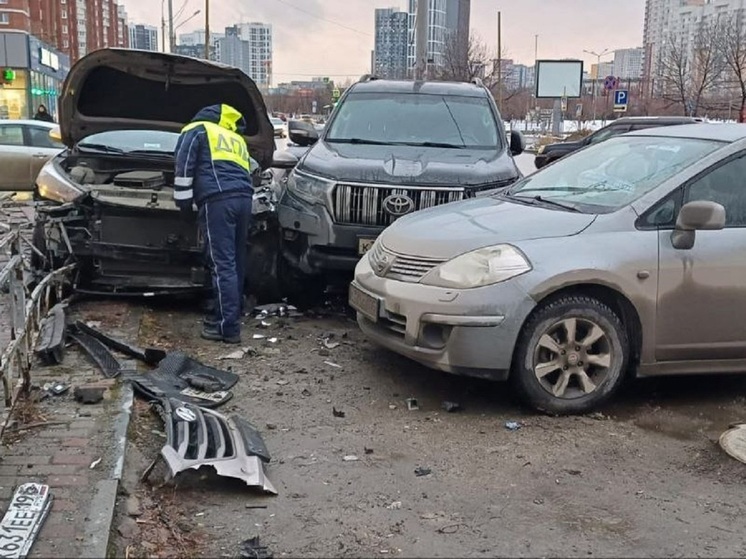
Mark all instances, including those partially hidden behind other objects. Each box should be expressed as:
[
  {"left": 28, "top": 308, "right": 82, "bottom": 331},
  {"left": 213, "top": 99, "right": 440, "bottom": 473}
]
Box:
[{"left": 78, "top": 383, "right": 134, "bottom": 559}]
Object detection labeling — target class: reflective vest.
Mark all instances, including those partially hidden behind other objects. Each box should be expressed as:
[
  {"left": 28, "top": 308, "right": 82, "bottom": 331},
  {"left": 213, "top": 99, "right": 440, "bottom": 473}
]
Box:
[{"left": 180, "top": 120, "right": 251, "bottom": 172}]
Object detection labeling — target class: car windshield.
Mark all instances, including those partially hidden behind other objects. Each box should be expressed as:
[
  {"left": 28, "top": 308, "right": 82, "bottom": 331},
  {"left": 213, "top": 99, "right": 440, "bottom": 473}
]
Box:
[
  {"left": 506, "top": 135, "right": 723, "bottom": 213},
  {"left": 77, "top": 130, "right": 180, "bottom": 154},
  {"left": 326, "top": 92, "right": 501, "bottom": 149}
]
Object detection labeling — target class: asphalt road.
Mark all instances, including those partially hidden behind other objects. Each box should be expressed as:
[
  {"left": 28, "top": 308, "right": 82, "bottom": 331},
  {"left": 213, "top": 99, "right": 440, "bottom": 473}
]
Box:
[{"left": 112, "top": 301, "right": 746, "bottom": 558}]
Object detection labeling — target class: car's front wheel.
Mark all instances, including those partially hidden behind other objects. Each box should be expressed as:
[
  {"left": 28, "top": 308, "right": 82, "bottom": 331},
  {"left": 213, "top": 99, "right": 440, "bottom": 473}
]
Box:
[{"left": 512, "top": 295, "right": 628, "bottom": 415}]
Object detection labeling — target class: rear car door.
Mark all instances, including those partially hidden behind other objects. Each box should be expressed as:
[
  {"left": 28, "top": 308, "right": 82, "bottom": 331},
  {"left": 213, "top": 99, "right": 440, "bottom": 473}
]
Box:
[
  {"left": 655, "top": 152, "right": 746, "bottom": 361},
  {"left": 24, "top": 125, "right": 64, "bottom": 187},
  {"left": 0, "top": 123, "right": 31, "bottom": 190}
]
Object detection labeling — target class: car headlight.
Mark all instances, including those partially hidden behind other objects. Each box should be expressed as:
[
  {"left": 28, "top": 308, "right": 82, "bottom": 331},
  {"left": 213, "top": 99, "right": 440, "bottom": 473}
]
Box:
[
  {"left": 537, "top": 145, "right": 546, "bottom": 155},
  {"left": 286, "top": 169, "right": 331, "bottom": 205},
  {"left": 420, "top": 244, "right": 531, "bottom": 289},
  {"left": 36, "top": 159, "right": 84, "bottom": 204}
]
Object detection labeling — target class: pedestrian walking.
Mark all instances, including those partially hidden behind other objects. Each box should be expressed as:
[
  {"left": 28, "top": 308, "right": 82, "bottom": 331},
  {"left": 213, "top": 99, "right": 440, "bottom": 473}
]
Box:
[
  {"left": 34, "top": 104, "right": 54, "bottom": 123},
  {"left": 174, "top": 104, "right": 253, "bottom": 344}
]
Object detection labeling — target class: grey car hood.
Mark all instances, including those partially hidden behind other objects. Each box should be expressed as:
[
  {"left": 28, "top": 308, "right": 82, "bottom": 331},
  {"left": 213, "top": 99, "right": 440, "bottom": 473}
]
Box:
[
  {"left": 59, "top": 48, "right": 275, "bottom": 169},
  {"left": 301, "top": 141, "right": 518, "bottom": 186},
  {"left": 381, "top": 197, "right": 596, "bottom": 259}
]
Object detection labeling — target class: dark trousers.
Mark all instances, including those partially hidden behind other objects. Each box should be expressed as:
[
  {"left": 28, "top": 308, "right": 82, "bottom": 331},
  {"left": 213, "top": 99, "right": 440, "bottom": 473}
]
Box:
[{"left": 198, "top": 193, "right": 252, "bottom": 338}]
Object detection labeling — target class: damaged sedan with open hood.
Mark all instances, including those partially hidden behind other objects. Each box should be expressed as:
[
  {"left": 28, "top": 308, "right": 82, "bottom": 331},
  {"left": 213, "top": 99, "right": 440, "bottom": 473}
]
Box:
[{"left": 32, "top": 48, "right": 283, "bottom": 296}]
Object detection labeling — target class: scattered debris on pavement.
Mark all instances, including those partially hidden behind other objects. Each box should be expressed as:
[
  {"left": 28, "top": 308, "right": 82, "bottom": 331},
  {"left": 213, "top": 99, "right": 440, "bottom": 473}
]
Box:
[
  {"left": 74, "top": 382, "right": 112, "bottom": 404},
  {"left": 343, "top": 455, "right": 359, "bottom": 462},
  {"left": 414, "top": 466, "right": 432, "bottom": 477},
  {"left": 406, "top": 398, "right": 419, "bottom": 411},
  {"left": 42, "top": 381, "right": 69, "bottom": 396},
  {"left": 442, "top": 401, "right": 463, "bottom": 413},
  {"left": 239, "top": 536, "right": 273, "bottom": 559},
  {"left": 719, "top": 423, "right": 746, "bottom": 464},
  {"left": 332, "top": 407, "right": 346, "bottom": 418},
  {"left": 218, "top": 347, "right": 256, "bottom": 360},
  {"left": 0, "top": 483, "right": 53, "bottom": 558},
  {"left": 504, "top": 421, "right": 523, "bottom": 431},
  {"left": 35, "top": 303, "right": 67, "bottom": 365}
]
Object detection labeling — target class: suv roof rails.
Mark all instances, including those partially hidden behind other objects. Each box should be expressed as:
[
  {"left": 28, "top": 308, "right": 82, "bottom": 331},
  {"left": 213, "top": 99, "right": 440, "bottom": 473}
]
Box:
[
  {"left": 472, "top": 77, "right": 484, "bottom": 87},
  {"left": 359, "top": 74, "right": 381, "bottom": 83}
]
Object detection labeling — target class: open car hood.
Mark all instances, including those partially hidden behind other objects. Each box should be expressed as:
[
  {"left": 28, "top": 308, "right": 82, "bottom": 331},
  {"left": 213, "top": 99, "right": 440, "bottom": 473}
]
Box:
[{"left": 59, "top": 48, "right": 275, "bottom": 169}]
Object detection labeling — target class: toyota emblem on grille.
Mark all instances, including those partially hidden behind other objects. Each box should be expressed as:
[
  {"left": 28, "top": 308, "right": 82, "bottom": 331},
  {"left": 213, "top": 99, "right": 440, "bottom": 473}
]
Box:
[
  {"left": 382, "top": 194, "right": 415, "bottom": 217},
  {"left": 175, "top": 406, "right": 197, "bottom": 422}
]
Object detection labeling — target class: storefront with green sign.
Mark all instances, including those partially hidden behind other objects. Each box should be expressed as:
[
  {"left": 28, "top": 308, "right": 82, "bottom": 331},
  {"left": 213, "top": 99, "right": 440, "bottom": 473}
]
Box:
[{"left": 0, "top": 32, "right": 69, "bottom": 121}]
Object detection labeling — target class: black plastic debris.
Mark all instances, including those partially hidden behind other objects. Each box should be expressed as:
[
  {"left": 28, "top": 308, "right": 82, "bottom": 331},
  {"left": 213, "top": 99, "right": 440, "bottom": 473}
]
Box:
[
  {"left": 254, "top": 303, "right": 299, "bottom": 319},
  {"left": 239, "top": 536, "right": 274, "bottom": 559},
  {"left": 74, "top": 383, "right": 108, "bottom": 404},
  {"left": 73, "top": 321, "right": 166, "bottom": 365},
  {"left": 44, "top": 382, "right": 69, "bottom": 396},
  {"left": 35, "top": 304, "right": 67, "bottom": 365},
  {"left": 332, "top": 407, "right": 345, "bottom": 418},
  {"left": 130, "top": 352, "right": 239, "bottom": 408},
  {"left": 442, "top": 401, "right": 463, "bottom": 413},
  {"left": 406, "top": 398, "right": 419, "bottom": 411},
  {"left": 414, "top": 466, "right": 432, "bottom": 477},
  {"left": 68, "top": 326, "right": 122, "bottom": 378}
]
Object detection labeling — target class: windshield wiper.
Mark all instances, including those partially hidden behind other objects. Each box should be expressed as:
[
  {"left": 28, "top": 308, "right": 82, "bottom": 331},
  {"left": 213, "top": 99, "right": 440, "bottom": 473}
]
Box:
[
  {"left": 326, "top": 138, "right": 391, "bottom": 145},
  {"left": 76, "top": 143, "right": 126, "bottom": 154},
  {"left": 398, "top": 141, "right": 465, "bottom": 149},
  {"left": 504, "top": 192, "right": 582, "bottom": 213},
  {"left": 128, "top": 149, "right": 173, "bottom": 157}
]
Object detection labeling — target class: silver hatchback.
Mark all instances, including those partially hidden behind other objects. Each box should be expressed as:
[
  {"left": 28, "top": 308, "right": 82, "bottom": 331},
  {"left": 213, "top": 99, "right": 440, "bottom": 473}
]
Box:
[{"left": 351, "top": 124, "right": 746, "bottom": 414}]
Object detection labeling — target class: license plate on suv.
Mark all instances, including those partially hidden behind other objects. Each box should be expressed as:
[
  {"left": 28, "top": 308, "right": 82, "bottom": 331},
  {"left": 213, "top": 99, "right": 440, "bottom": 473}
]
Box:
[
  {"left": 349, "top": 283, "right": 380, "bottom": 323},
  {"left": 357, "top": 237, "right": 377, "bottom": 255}
]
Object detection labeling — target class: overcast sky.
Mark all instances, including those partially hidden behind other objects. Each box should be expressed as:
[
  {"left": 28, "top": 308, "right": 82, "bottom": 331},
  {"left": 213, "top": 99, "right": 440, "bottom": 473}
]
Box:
[{"left": 123, "top": 0, "right": 646, "bottom": 84}]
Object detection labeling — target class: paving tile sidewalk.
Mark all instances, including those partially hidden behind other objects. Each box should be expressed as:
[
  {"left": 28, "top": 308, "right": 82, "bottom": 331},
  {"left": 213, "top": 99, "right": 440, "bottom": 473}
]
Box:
[{"left": 0, "top": 301, "right": 139, "bottom": 558}]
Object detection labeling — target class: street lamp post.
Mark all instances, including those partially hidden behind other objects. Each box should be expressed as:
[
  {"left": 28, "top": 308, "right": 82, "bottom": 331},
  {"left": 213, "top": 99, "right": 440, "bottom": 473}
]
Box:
[
  {"left": 171, "top": 9, "right": 201, "bottom": 51},
  {"left": 583, "top": 48, "right": 610, "bottom": 123},
  {"left": 205, "top": 0, "right": 210, "bottom": 61}
]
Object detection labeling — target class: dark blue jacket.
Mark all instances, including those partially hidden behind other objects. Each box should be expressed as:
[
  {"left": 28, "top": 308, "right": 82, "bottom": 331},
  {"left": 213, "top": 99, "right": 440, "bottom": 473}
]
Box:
[{"left": 174, "top": 104, "right": 253, "bottom": 207}]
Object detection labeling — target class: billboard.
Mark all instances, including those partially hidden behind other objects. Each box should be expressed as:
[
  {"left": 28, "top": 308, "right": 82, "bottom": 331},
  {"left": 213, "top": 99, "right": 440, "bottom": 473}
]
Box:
[{"left": 535, "top": 60, "right": 584, "bottom": 99}]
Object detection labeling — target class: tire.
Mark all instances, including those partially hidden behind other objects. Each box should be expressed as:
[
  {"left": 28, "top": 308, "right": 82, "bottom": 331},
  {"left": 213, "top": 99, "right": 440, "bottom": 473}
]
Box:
[{"left": 511, "top": 296, "right": 629, "bottom": 415}]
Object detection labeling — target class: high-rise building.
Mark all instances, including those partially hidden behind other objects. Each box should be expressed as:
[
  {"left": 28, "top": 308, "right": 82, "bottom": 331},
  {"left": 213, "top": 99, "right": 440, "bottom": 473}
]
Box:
[
  {"left": 643, "top": 0, "right": 746, "bottom": 93},
  {"left": 129, "top": 24, "right": 159, "bottom": 52},
  {"left": 214, "top": 23, "right": 273, "bottom": 87},
  {"left": 407, "top": 0, "right": 470, "bottom": 76},
  {"left": 374, "top": 8, "right": 408, "bottom": 79},
  {"left": 590, "top": 61, "right": 615, "bottom": 80},
  {"left": 5, "top": 0, "right": 129, "bottom": 63},
  {"left": 613, "top": 48, "right": 644, "bottom": 80}
]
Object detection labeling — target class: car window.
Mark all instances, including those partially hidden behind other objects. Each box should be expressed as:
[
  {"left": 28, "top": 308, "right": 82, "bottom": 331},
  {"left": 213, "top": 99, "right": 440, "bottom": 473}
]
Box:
[
  {"left": 0, "top": 125, "right": 24, "bottom": 146},
  {"left": 587, "top": 125, "right": 629, "bottom": 145},
  {"left": 27, "top": 126, "right": 64, "bottom": 149},
  {"left": 686, "top": 153, "right": 746, "bottom": 227},
  {"left": 506, "top": 135, "right": 723, "bottom": 213},
  {"left": 326, "top": 92, "right": 501, "bottom": 149}
]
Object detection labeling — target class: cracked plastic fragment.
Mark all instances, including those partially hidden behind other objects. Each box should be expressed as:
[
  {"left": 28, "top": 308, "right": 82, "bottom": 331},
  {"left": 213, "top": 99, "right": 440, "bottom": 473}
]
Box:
[
  {"left": 154, "top": 398, "right": 277, "bottom": 494},
  {"left": 35, "top": 303, "right": 67, "bottom": 365}
]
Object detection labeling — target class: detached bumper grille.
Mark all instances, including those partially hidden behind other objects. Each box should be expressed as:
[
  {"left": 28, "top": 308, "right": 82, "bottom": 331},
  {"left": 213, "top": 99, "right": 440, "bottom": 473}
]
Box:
[{"left": 333, "top": 183, "right": 464, "bottom": 226}]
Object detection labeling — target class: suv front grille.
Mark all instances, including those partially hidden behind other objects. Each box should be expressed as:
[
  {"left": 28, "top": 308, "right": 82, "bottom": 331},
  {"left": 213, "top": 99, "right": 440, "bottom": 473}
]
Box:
[{"left": 333, "top": 183, "right": 464, "bottom": 226}]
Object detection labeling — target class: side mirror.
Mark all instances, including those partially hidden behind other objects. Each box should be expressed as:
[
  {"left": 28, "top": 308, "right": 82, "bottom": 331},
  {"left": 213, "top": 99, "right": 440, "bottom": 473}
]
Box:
[
  {"left": 509, "top": 130, "right": 525, "bottom": 156},
  {"left": 49, "top": 126, "right": 62, "bottom": 143},
  {"left": 671, "top": 200, "right": 726, "bottom": 250},
  {"left": 271, "top": 150, "right": 299, "bottom": 169},
  {"left": 289, "top": 128, "right": 319, "bottom": 147}
]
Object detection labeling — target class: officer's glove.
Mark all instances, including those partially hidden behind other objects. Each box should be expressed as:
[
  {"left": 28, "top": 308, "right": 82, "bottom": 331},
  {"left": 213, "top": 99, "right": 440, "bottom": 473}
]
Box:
[{"left": 176, "top": 199, "right": 195, "bottom": 220}]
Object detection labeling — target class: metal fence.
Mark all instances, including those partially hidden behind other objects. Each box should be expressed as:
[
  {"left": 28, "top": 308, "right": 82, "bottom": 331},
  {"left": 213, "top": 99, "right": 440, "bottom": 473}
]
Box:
[{"left": 0, "top": 201, "right": 75, "bottom": 413}]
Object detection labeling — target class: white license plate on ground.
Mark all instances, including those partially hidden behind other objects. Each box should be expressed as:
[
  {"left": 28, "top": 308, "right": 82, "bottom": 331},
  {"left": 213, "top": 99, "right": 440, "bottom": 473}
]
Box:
[
  {"left": 0, "top": 483, "right": 52, "bottom": 559},
  {"left": 180, "top": 387, "right": 229, "bottom": 403},
  {"left": 349, "top": 283, "right": 380, "bottom": 323},
  {"left": 357, "top": 237, "right": 377, "bottom": 256}
]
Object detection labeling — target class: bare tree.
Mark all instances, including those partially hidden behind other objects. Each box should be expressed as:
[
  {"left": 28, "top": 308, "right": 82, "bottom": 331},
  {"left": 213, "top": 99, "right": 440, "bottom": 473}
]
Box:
[
  {"left": 435, "top": 32, "right": 501, "bottom": 85},
  {"left": 716, "top": 11, "right": 746, "bottom": 122},
  {"left": 659, "top": 20, "right": 726, "bottom": 116}
]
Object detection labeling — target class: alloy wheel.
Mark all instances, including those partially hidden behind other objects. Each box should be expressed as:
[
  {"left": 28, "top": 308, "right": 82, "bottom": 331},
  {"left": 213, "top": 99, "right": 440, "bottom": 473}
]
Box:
[{"left": 531, "top": 317, "right": 613, "bottom": 399}]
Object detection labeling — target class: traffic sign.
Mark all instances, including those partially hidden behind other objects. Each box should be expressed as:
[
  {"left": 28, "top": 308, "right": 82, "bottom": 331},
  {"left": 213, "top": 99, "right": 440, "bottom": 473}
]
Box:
[
  {"left": 603, "top": 75, "right": 619, "bottom": 91},
  {"left": 560, "top": 96, "right": 568, "bottom": 112},
  {"left": 613, "top": 89, "right": 629, "bottom": 113}
]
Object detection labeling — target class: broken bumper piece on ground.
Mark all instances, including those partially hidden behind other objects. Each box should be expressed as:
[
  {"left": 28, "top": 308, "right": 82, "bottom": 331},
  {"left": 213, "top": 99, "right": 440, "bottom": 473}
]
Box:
[
  {"left": 152, "top": 398, "right": 277, "bottom": 494},
  {"left": 130, "top": 351, "right": 239, "bottom": 408},
  {"left": 34, "top": 303, "right": 67, "bottom": 365}
]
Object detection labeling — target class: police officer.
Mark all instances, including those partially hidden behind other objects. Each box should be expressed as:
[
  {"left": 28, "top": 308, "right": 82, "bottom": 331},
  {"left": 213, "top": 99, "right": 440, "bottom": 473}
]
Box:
[{"left": 173, "top": 104, "right": 253, "bottom": 344}]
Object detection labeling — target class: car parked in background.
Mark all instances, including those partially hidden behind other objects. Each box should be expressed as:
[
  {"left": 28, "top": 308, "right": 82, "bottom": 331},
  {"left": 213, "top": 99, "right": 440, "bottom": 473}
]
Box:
[
  {"left": 352, "top": 123, "right": 746, "bottom": 415},
  {"left": 534, "top": 116, "right": 703, "bottom": 169},
  {"left": 0, "top": 120, "right": 64, "bottom": 191},
  {"left": 276, "top": 76, "right": 525, "bottom": 299},
  {"left": 270, "top": 116, "right": 286, "bottom": 138}
]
